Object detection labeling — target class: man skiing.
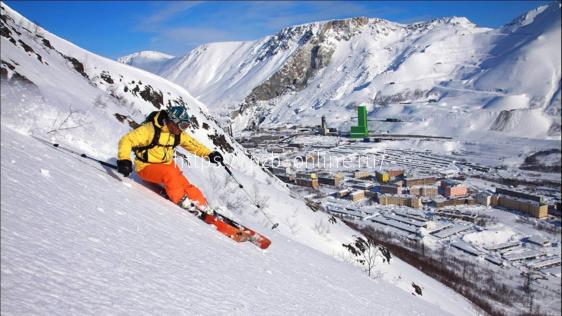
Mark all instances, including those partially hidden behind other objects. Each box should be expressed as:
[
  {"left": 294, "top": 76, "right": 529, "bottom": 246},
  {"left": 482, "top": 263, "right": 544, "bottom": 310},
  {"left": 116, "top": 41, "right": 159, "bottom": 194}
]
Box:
[{"left": 116, "top": 106, "right": 223, "bottom": 215}]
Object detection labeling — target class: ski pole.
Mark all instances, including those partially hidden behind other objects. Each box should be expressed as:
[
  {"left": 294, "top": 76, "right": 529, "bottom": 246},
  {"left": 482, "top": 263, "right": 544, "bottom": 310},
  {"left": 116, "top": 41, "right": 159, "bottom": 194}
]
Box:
[
  {"left": 220, "top": 161, "right": 279, "bottom": 229},
  {"left": 32, "top": 136, "right": 117, "bottom": 170},
  {"left": 221, "top": 162, "right": 260, "bottom": 207}
]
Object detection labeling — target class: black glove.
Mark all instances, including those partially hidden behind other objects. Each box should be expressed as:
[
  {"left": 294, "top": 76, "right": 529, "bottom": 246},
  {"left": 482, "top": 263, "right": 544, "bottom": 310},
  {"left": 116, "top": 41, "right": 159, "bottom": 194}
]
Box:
[
  {"left": 208, "top": 151, "right": 224, "bottom": 165},
  {"left": 117, "top": 159, "right": 132, "bottom": 177}
]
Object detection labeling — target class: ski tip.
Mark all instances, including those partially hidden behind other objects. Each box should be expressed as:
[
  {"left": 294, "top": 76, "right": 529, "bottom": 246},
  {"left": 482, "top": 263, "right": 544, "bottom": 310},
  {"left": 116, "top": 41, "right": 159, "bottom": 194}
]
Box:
[{"left": 259, "top": 239, "right": 272, "bottom": 249}]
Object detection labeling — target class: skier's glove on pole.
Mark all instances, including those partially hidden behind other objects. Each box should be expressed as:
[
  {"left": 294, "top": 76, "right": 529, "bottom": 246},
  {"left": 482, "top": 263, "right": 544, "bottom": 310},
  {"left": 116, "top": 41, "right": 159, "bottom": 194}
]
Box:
[
  {"left": 208, "top": 151, "right": 224, "bottom": 165},
  {"left": 117, "top": 159, "right": 132, "bottom": 177}
]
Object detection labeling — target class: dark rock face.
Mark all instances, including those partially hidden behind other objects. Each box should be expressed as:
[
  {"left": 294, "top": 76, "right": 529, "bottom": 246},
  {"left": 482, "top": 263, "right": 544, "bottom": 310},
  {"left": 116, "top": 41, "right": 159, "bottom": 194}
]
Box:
[
  {"left": 63, "top": 55, "right": 89, "bottom": 79},
  {"left": 208, "top": 133, "right": 234, "bottom": 153},
  {"left": 138, "top": 85, "right": 163, "bottom": 109},
  {"left": 1, "top": 59, "right": 35, "bottom": 85},
  {"left": 42, "top": 38, "right": 53, "bottom": 49},
  {"left": 17, "top": 39, "right": 43, "bottom": 63},
  {"left": 247, "top": 42, "right": 334, "bottom": 104},
  {"left": 1, "top": 10, "right": 17, "bottom": 45},
  {"left": 1, "top": 59, "right": 15, "bottom": 71},
  {"left": 11, "top": 71, "right": 34, "bottom": 85},
  {"left": 0, "top": 67, "right": 7, "bottom": 79},
  {"left": 100, "top": 71, "right": 114, "bottom": 84},
  {"left": 188, "top": 115, "right": 199, "bottom": 129},
  {"left": 520, "top": 149, "right": 561, "bottom": 173}
]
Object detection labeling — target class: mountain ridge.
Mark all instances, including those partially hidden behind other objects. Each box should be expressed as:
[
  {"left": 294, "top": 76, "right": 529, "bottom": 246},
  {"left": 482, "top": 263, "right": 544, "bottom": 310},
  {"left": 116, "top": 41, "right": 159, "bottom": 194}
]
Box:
[{"left": 120, "top": 3, "right": 561, "bottom": 138}]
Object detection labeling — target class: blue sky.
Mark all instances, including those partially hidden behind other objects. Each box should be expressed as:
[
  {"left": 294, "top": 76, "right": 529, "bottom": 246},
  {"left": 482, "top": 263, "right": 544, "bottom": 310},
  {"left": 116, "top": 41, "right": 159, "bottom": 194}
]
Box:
[{"left": 5, "top": 1, "right": 550, "bottom": 59}]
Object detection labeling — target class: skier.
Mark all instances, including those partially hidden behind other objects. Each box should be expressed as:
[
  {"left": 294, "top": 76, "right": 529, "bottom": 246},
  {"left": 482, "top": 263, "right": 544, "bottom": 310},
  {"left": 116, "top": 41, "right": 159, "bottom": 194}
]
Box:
[{"left": 116, "top": 106, "right": 224, "bottom": 214}]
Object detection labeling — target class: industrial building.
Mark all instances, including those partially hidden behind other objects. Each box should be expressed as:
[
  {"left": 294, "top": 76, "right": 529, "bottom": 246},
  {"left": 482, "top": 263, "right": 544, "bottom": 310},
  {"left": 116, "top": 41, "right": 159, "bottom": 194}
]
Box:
[
  {"left": 496, "top": 195, "right": 548, "bottom": 219},
  {"left": 375, "top": 169, "right": 404, "bottom": 183},
  {"left": 317, "top": 172, "right": 343, "bottom": 187},
  {"left": 440, "top": 180, "right": 468, "bottom": 198},
  {"left": 349, "top": 190, "right": 366, "bottom": 202},
  {"left": 295, "top": 177, "right": 319, "bottom": 189},
  {"left": 380, "top": 184, "right": 403, "bottom": 195},
  {"left": 353, "top": 170, "right": 370, "bottom": 179},
  {"left": 409, "top": 185, "right": 438, "bottom": 198},
  {"left": 495, "top": 188, "right": 543, "bottom": 203},
  {"left": 350, "top": 105, "right": 369, "bottom": 138},
  {"left": 378, "top": 194, "right": 422, "bottom": 208},
  {"left": 294, "top": 171, "right": 319, "bottom": 189},
  {"left": 346, "top": 179, "right": 374, "bottom": 190},
  {"left": 387, "top": 169, "right": 405, "bottom": 178},
  {"left": 336, "top": 189, "right": 352, "bottom": 198},
  {"left": 375, "top": 171, "right": 389, "bottom": 183},
  {"left": 404, "top": 176, "right": 437, "bottom": 187},
  {"left": 275, "top": 174, "right": 295, "bottom": 184},
  {"left": 432, "top": 197, "right": 476, "bottom": 208},
  {"left": 269, "top": 166, "right": 293, "bottom": 175},
  {"left": 475, "top": 192, "right": 493, "bottom": 206}
]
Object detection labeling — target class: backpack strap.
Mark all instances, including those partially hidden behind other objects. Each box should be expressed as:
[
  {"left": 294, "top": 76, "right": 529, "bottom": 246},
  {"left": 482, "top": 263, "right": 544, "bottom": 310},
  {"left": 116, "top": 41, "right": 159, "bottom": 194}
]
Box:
[
  {"left": 174, "top": 133, "right": 181, "bottom": 147},
  {"left": 133, "top": 123, "right": 181, "bottom": 163}
]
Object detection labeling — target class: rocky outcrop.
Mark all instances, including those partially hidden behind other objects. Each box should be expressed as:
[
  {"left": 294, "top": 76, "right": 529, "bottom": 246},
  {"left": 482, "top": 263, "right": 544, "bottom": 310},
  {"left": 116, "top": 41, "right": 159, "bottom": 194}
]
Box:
[{"left": 235, "top": 17, "right": 370, "bottom": 128}]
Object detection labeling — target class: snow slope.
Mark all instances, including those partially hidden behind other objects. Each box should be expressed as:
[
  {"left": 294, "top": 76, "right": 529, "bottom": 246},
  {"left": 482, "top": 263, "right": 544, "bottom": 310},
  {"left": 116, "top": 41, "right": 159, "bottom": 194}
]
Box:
[
  {"left": 0, "top": 126, "right": 447, "bottom": 315},
  {"left": 1, "top": 0, "right": 354, "bottom": 256},
  {"left": 128, "top": 3, "right": 561, "bottom": 138},
  {"left": 1, "top": 3, "right": 480, "bottom": 315}
]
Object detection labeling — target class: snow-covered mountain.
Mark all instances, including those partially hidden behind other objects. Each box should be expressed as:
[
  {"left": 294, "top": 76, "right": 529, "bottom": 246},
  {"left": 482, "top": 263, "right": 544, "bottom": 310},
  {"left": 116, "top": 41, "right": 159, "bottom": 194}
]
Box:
[
  {"left": 117, "top": 50, "right": 175, "bottom": 74},
  {"left": 1, "top": 3, "right": 479, "bottom": 314},
  {"left": 127, "top": 3, "right": 561, "bottom": 138}
]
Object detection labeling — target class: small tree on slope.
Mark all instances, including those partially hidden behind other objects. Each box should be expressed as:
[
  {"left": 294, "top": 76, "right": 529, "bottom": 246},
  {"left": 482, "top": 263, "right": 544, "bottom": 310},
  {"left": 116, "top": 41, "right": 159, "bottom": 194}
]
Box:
[{"left": 342, "top": 235, "right": 391, "bottom": 278}]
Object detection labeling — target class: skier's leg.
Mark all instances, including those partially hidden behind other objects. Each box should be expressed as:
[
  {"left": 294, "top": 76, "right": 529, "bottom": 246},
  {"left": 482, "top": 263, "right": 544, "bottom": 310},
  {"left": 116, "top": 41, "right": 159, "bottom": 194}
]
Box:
[
  {"left": 137, "top": 163, "right": 187, "bottom": 204},
  {"left": 172, "top": 164, "right": 208, "bottom": 207}
]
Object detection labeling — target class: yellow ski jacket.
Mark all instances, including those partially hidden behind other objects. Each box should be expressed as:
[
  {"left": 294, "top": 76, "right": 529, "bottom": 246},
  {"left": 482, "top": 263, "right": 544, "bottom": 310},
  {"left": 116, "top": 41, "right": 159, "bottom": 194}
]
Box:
[{"left": 118, "top": 111, "right": 212, "bottom": 172}]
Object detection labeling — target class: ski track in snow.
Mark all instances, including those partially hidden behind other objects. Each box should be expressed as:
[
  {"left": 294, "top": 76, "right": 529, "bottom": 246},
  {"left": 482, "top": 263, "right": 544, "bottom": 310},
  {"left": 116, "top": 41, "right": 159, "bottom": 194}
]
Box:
[{"left": 1, "top": 126, "right": 446, "bottom": 315}]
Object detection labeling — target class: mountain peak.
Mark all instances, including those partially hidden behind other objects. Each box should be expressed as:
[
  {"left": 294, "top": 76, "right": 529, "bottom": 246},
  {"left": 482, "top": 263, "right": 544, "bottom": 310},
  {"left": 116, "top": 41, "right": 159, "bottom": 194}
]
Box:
[
  {"left": 504, "top": 2, "right": 559, "bottom": 29},
  {"left": 117, "top": 51, "right": 174, "bottom": 64},
  {"left": 116, "top": 51, "right": 175, "bottom": 74},
  {"left": 408, "top": 16, "right": 477, "bottom": 30}
]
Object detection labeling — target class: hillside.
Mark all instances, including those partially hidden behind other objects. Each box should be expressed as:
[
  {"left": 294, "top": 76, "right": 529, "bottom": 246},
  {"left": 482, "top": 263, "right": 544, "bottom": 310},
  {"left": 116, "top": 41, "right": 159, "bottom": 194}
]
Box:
[
  {"left": 1, "top": 126, "right": 452, "bottom": 315},
  {"left": 1, "top": 2, "right": 479, "bottom": 315},
  {"left": 124, "top": 3, "right": 561, "bottom": 138}
]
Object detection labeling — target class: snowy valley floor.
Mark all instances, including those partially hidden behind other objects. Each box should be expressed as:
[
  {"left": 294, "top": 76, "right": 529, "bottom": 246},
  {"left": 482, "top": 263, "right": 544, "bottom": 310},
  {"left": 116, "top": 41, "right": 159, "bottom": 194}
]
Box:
[{"left": 1, "top": 125, "right": 457, "bottom": 315}]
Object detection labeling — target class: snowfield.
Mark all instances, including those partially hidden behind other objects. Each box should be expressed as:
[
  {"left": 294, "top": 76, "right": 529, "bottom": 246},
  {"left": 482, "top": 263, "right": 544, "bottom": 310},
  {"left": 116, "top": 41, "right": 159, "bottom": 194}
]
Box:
[
  {"left": 1, "top": 126, "right": 449, "bottom": 315},
  {"left": 1, "top": 2, "right": 481, "bottom": 315}
]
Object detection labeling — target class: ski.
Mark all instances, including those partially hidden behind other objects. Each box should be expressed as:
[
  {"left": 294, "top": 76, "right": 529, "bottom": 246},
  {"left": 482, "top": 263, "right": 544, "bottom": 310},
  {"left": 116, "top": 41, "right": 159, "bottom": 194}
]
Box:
[
  {"left": 201, "top": 211, "right": 271, "bottom": 249},
  {"left": 149, "top": 184, "right": 271, "bottom": 249},
  {"left": 184, "top": 207, "right": 271, "bottom": 249},
  {"left": 140, "top": 181, "right": 271, "bottom": 249}
]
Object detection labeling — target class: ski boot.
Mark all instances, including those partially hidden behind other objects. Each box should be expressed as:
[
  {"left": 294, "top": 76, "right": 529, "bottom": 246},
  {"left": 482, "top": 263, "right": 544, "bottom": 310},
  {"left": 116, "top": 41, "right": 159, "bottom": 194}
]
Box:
[{"left": 178, "top": 196, "right": 204, "bottom": 218}]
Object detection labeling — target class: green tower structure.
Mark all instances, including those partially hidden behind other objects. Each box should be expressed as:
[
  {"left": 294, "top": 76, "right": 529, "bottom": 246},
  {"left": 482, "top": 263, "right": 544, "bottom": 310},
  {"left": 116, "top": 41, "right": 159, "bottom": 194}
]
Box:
[{"left": 350, "top": 105, "right": 368, "bottom": 138}]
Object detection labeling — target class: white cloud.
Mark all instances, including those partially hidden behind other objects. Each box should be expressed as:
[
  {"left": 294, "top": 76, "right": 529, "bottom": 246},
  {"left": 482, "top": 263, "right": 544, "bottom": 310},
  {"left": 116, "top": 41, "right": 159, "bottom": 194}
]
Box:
[{"left": 139, "top": 2, "right": 204, "bottom": 30}]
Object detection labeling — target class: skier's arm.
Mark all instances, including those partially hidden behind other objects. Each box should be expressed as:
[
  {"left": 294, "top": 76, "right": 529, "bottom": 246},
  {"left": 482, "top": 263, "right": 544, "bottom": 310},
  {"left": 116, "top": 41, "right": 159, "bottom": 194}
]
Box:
[
  {"left": 179, "top": 132, "right": 212, "bottom": 158},
  {"left": 117, "top": 124, "right": 152, "bottom": 161}
]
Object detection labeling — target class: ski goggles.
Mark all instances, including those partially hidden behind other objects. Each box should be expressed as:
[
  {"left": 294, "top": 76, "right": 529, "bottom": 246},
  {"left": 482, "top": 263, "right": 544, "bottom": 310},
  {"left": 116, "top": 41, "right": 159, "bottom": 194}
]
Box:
[{"left": 169, "top": 117, "right": 190, "bottom": 130}]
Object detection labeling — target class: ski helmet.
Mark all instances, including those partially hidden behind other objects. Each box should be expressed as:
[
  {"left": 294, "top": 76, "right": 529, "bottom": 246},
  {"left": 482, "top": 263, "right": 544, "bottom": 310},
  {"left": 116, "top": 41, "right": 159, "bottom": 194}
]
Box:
[{"left": 167, "top": 105, "right": 190, "bottom": 129}]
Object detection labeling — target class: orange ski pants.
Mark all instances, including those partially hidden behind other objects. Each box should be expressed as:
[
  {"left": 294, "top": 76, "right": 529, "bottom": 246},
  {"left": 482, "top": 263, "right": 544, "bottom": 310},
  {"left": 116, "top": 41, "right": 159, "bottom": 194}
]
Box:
[{"left": 137, "top": 162, "right": 207, "bottom": 207}]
